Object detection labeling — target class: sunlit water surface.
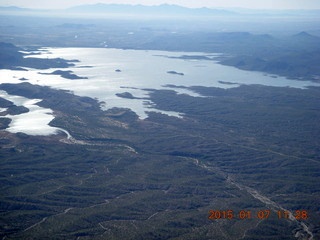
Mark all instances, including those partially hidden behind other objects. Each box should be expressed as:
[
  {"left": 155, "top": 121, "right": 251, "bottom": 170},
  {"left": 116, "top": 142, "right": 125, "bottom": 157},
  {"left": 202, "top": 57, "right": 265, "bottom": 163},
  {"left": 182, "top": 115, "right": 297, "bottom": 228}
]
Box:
[
  {"left": 0, "top": 90, "right": 70, "bottom": 137},
  {"left": 0, "top": 47, "right": 319, "bottom": 136}
]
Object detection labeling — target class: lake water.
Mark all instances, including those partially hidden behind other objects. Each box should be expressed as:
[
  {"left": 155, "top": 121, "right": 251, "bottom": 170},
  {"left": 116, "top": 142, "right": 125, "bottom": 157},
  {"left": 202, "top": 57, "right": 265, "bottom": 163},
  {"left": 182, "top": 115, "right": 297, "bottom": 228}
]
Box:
[
  {"left": 0, "top": 47, "right": 319, "bottom": 136},
  {"left": 0, "top": 90, "right": 71, "bottom": 137}
]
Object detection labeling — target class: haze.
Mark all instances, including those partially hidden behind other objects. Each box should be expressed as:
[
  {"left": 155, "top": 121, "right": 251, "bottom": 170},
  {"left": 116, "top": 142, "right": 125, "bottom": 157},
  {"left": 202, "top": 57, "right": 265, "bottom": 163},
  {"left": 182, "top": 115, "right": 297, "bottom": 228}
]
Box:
[{"left": 1, "top": 0, "right": 320, "bottom": 9}]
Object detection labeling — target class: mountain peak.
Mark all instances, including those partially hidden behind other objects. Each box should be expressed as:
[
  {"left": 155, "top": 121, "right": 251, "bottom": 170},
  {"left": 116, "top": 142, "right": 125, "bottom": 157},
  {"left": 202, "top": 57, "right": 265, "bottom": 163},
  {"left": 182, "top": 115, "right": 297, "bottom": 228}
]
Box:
[{"left": 293, "top": 31, "right": 317, "bottom": 38}]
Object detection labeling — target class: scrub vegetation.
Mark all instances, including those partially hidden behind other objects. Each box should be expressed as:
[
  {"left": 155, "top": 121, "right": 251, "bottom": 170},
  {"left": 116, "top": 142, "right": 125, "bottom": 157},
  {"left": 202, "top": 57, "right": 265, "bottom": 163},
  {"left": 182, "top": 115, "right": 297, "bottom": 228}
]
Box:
[{"left": 0, "top": 9, "right": 319, "bottom": 239}]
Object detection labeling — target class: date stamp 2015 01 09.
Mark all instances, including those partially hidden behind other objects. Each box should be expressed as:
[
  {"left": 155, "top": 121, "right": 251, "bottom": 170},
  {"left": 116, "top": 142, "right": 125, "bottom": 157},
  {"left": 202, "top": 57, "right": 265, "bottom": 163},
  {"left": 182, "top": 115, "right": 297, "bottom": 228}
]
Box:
[{"left": 208, "top": 209, "right": 308, "bottom": 220}]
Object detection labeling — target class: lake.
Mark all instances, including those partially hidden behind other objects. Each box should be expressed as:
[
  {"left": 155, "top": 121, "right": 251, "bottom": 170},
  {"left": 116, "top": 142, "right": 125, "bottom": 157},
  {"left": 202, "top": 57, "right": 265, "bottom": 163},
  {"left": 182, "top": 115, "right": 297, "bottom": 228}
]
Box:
[{"left": 0, "top": 47, "right": 319, "bottom": 135}]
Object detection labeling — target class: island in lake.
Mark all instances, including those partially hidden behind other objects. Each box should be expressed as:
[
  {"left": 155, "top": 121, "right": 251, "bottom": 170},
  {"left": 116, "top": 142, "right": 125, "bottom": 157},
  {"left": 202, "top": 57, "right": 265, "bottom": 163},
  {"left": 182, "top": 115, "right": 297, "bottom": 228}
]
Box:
[
  {"left": 40, "top": 70, "right": 88, "bottom": 80},
  {"left": 167, "top": 70, "right": 184, "bottom": 76},
  {"left": 116, "top": 92, "right": 136, "bottom": 99}
]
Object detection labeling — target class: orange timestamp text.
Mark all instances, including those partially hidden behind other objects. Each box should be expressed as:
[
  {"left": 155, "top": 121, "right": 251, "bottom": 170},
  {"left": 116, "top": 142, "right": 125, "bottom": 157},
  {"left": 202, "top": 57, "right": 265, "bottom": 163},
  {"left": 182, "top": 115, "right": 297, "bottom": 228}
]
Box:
[{"left": 208, "top": 209, "right": 308, "bottom": 220}]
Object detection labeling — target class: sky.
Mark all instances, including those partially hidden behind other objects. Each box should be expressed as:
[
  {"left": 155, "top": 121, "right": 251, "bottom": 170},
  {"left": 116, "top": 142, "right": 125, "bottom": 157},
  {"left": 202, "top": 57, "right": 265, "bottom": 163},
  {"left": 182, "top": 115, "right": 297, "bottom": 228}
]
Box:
[{"left": 1, "top": 0, "right": 320, "bottom": 10}]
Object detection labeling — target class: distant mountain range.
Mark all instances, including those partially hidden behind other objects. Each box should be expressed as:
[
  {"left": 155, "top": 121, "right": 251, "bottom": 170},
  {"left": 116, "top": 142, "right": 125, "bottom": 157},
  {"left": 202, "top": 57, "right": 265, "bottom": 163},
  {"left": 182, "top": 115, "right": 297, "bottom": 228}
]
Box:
[
  {"left": 1, "top": 4, "right": 320, "bottom": 18},
  {"left": 0, "top": 6, "right": 51, "bottom": 12},
  {"left": 67, "top": 3, "right": 235, "bottom": 16}
]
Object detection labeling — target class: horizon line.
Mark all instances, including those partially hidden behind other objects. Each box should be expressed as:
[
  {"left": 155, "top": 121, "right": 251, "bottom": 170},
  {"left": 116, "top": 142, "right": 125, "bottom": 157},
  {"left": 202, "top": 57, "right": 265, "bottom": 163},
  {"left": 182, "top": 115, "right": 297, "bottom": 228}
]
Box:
[{"left": 1, "top": 3, "right": 320, "bottom": 11}]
